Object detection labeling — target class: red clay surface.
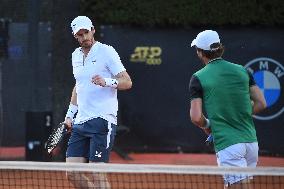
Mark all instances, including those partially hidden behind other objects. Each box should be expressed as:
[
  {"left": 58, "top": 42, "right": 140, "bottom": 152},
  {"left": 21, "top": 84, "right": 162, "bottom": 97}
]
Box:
[
  {"left": 1, "top": 170, "right": 282, "bottom": 189},
  {"left": 110, "top": 152, "right": 284, "bottom": 167},
  {"left": 1, "top": 147, "right": 283, "bottom": 167},
  {"left": 1, "top": 147, "right": 284, "bottom": 189}
]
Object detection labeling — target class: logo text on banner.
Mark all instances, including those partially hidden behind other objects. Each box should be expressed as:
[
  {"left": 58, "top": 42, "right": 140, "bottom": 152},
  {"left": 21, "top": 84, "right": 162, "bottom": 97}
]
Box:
[{"left": 130, "top": 46, "right": 162, "bottom": 65}]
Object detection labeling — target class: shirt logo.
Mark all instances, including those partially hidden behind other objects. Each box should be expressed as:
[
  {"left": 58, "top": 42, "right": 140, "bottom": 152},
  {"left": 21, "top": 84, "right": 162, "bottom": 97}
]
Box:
[{"left": 245, "top": 57, "right": 284, "bottom": 120}]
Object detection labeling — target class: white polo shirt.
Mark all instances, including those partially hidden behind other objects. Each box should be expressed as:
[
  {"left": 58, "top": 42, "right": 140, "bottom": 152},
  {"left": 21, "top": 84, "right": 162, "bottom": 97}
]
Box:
[{"left": 71, "top": 41, "right": 125, "bottom": 125}]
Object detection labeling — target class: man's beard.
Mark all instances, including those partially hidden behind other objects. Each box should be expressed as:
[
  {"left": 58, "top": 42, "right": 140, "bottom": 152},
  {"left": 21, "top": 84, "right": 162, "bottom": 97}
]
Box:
[{"left": 80, "top": 40, "right": 93, "bottom": 48}]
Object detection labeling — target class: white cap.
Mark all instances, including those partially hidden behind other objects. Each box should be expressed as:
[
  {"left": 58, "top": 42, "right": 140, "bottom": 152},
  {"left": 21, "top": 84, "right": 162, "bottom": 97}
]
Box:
[
  {"left": 191, "top": 30, "right": 220, "bottom": 50},
  {"left": 71, "top": 16, "right": 93, "bottom": 35}
]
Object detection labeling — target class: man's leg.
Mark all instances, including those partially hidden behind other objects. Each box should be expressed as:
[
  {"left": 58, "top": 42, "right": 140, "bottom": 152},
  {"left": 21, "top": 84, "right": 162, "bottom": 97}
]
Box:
[
  {"left": 66, "top": 157, "right": 100, "bottom": 189},
  {"left": 225, "top": 178, "right": 251, "bottom": 189},
  {"left": 228, "top": 143, "right": 259, "bottom": 189},
  {"left": 88, "top": 119, "right": 116, "bottom": 189},
  {"left": 89, "top": 161, "right": 111, "bottom": 189},
  {"left": 227, "top": 143, "right": 258, "bottom": 189},
  {"left": 65, "top": 122, "right": 97, "bottom": 189},
  {"left": 217, "top": 143, "right": 252, "bottom": 189},
  {"left": 245, "top": 143, "right": 258, "bottom": 168}
]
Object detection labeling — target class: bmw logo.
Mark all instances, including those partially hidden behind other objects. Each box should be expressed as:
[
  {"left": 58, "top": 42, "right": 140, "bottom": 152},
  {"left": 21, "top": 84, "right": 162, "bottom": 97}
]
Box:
[{"left": 245, "top": 57, "right": 284, "bottom": 120}]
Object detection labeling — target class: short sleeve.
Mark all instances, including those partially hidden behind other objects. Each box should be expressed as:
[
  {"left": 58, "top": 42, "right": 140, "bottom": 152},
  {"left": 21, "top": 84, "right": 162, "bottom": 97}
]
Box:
[
  {"left": 106, "top": 46, "right": 126, "bottom": 76},
  {"left": 189, "top": 75, "right": 203, "bottom": 101},
  {"left": 247, "top": 71, "right": 256, "bottom": 86}
]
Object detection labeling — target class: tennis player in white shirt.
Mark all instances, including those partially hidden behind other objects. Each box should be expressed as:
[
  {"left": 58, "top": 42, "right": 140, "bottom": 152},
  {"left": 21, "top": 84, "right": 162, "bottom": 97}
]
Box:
[{"left": 65, "top": 16, "right": 132, "bottom": 188}]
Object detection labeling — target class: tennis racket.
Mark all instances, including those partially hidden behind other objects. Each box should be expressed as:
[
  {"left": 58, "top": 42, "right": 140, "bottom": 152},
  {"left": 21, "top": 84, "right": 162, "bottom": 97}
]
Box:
[{"left": 45, "top": 122, "right": 68, "bottom": 154}]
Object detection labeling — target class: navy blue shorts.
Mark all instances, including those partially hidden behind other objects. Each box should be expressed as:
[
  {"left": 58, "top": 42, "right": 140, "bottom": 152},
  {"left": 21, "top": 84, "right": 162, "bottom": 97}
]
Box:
[{"left": 66, "top": 118, "right": 116, "bottom": 162}]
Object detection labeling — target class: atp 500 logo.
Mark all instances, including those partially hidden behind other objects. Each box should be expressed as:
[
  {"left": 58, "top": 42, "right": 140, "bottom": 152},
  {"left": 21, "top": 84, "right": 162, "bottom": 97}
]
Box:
[
  {"left": 130, "top": 46, "right": 162, "bottom": 65},
  {"left": 245, "top": 57, "right": 284, "bottom": 120}
]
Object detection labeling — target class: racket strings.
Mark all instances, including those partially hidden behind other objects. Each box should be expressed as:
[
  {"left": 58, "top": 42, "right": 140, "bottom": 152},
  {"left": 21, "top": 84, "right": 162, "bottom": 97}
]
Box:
[{"left": 46, "top": 123, "right": 66, "bottom": 153}]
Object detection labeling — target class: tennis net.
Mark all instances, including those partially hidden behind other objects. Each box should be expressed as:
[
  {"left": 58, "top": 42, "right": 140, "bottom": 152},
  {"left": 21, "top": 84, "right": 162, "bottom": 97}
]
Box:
[{"left": 0, "top": 161, "right": 283, "bottom": 189}]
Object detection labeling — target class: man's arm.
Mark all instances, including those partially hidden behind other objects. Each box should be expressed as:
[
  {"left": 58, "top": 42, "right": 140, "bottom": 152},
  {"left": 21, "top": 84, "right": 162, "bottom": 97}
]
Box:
[
  {"left": 190, "top": 98, "right": 211, "bottom": 135},
  {"left": 250, "top": 85, "right": 267, "bottom": 114},
  {"left": 188, "top": 75, "right": 210, "bottom": 134},
  {"left": 246, "top": 70, "right": 266, "bottom": 114},
  {"left": 70, "top": 86, "right": 78, "bottom": 105},
  {"left": 114, "top": 71, "right": 132, "bottom": 90},
  {"left": 91, "top": 71, "right": 132, "bottom": 90},
  {"left": 65, "top": 86, "right": 78, "bottom": 129}
]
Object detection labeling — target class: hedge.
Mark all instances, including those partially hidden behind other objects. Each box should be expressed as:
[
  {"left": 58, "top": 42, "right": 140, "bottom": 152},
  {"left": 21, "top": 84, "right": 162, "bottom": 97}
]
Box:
[{"left": 81, "top": 0, "right": 284, "bottom": 27}]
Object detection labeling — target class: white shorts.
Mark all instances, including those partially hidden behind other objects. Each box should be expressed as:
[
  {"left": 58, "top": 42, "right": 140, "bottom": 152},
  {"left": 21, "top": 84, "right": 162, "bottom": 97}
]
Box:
[{"left": 216, "top": 142, "right": 259, "bottom": 186}]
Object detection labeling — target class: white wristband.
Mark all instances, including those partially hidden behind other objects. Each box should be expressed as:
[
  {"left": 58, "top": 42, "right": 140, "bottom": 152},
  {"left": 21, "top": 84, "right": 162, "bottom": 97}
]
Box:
[
  {"left": 204, "top": 118, "right": 210, "bottom": 129},
  {"left": 65, "top": 104, "right": 78, "bottom": 119},
  {"left": 104, "top": 78, "right": 118, "bottom": 88}
]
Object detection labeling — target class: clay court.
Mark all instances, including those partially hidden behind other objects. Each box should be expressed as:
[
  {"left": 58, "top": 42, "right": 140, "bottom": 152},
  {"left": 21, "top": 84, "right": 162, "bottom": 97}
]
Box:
[
  {"left": 1, "top": 169, "right": 283, "bottom": 189},
  {"left": 1, "top": 147, "right": 284, "bottom": 166},
  {"left": 1, "top": 147, "right": 284, "bottom": 189}
]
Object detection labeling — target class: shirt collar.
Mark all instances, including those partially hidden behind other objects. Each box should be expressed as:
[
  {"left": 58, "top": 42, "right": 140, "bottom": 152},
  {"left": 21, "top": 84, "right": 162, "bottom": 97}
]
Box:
[{"left": 208, "top": 57, "right": 222, "bottom": 64}]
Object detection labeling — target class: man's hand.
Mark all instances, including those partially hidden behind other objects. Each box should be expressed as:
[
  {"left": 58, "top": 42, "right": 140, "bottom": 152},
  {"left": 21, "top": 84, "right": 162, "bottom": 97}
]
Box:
[
  {"left": 64, "top": 117, "right": 73, "bottom": 133},
  {"left": 91, "top": 75, "right": 106, "bottom": 87},
  {"left": 250, "top": 85, "right": 266, "bottom": 114}
]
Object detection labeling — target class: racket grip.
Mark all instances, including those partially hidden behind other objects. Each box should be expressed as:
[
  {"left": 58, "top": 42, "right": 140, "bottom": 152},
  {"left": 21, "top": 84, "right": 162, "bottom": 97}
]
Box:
[{"left": 205, "top": 134, "right": 213, "bottom": 146}]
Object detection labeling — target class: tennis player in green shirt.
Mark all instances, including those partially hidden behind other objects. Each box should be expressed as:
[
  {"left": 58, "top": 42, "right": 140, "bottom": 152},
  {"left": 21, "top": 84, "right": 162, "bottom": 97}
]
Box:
[{"left": 189, "top": 30, "right": 267, "bottom": 189}]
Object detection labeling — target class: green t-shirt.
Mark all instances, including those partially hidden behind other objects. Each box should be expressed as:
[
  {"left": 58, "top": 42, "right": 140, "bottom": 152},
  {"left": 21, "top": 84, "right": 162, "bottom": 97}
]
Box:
[{"left": 189, "top": 58, "right": 257, "bottom": 152}]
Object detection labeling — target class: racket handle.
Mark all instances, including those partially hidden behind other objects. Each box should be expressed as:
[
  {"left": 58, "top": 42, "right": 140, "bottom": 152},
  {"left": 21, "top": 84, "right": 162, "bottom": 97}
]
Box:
[{"left": 205, "top": 134, "right": 213, "bottom": 146}]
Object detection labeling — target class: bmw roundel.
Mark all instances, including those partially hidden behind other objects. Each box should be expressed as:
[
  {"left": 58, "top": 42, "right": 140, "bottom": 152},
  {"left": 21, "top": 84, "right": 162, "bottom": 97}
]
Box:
[{"left": 245, "top": 57, "right": 284, "bottom": 120}]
